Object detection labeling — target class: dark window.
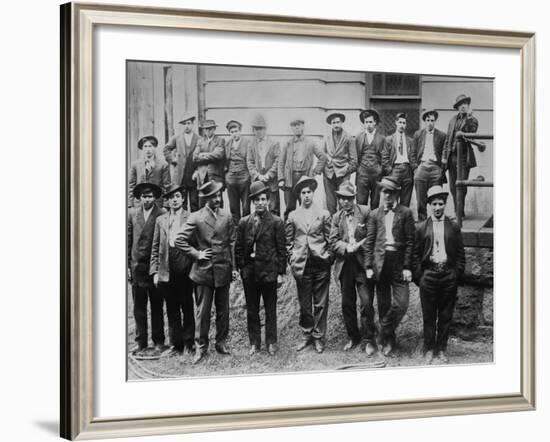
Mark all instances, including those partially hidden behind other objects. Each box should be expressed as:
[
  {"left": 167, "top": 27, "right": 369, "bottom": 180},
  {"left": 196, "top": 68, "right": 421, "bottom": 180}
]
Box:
[{"left": 372, "top": 73, "right": 420, "bottom": 96}]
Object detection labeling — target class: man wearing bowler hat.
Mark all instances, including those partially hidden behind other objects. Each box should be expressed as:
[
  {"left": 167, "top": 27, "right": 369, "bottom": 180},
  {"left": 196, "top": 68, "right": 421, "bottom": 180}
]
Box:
[
  {"left": 320, "top": 112, "right": 357, "bottom": 215},
  {"left": 128, "top": 135, "right": 171, "bottom": 208},
  {"left": 286, "top": 176, "right": 333, "bottom": 353},
  {"left": 365, "top": 176, "right": 415, "bottom": 356},
  {"left": 193, "top": 119, "right": 226, "bottom": 202},
  {"left": 329, "top": 182, "right": 377, "bottom": 355},
  {"left": 414, "top": 186, "right": 465, "bottom": 364},
  {"left": 442, "top": 94, "right": 483, "bottom": 219},
  {"left": 150, "top": 184, "right": 195, "bottom": 357},
  {"left": 355, "top": 108, "right": 386, "bottom": 209},
  {"left": 163, "top": 113, "right": 200, "bottom": 212},
  {"left": 225, "top": 119, "right": 252, "bottom": 223},
  {"left": 235, "top": 181, "right": 286, "bottom": 356},
  {"left": 413, "top": 110, "right": 447, "bottom": 220},
  {"left": 128, "top": 183, "right": 167, "bottom": 356},
  {"left": 175, "top": 180, "right": 238, "bottom": 364},
  {"left": 278, "top": 118, "right": 327, "bottom": 218},
  {"left": 382, "top": 113, "right": 417, "bottom": 207},
  {"left": 247, "top": 114, "right": 281, "bottom": 215}
]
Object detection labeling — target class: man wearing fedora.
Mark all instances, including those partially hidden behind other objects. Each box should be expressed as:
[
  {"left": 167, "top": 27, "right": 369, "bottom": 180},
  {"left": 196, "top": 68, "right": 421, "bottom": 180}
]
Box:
[
  {"left": 413, "top": 110, "right": 447, "bottom": 220},
  {"left": 365, "top": 176, "right": 415, "bottom": 356},
  {"left": 193, "top": 119, "right": 226, "bottom": 201},
  {"left": 175, "top": 181, "right": 238, "bottom": 364},
  {"left": 235, "top": 181, "right": 286, "bottom": 356},
  {"left": 414, "top": 186, "right": 465, "bottom": 364},
  {"left": 329, "top": 182, "right": 377, "bottom": 355},
  {"left": 225, "top": 120, "right": 252, "bottom": 223},
  {"left": 443, "top": 94, "right": 482, "bottom": 219},
  {"left": 150, "top": 184, "right": 195, "bottom": 357},
  {"left": 128, "top": 135, "right": 171, "bottom": 208},
  {"left": 247, "top": 114, "right": 281, "bottom": 215},
  {"left": 163, "top": 113, "right": 200, "bottom": 212},
  {"left": 355, "top": 108, "right": 386, "bottom": 209},
  {"left": 320, "top": 112, "right": 357, "bottom": 215},
  {"left": 382, "top": 113, "right": 417, "bottom": 207},
  {"left": 286, "top": 176, "right": 333, "bottom": 353},
  {"left": 127, "top": 183, "right": 167, "bottom": 356},
  {"left": 278, "top": 119, "right": 327, "bottom": 218}
]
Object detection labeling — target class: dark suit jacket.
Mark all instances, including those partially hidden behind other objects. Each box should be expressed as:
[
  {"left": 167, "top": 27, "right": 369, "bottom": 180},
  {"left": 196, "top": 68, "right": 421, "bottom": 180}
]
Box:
[
  {"left": 164, "top": 132, "right": 199, "bottom": 188},
  {"left": 128, "top": 158, "right": 171, "bottom": 207},
  {"left": 175, "top": 206, "right": 235, "bottom": 288},
  {"left": 329, "top": 204, "right": 370, "bottom": 280},
  {"left": 355, "top": 130, "right": 386, "bottom": 177},
  {"left": 414, "top": 217, "right": 465, "bottom": 284},
  {"left": 443, "top": 112, "right": 480, "bottom": 168},
  {"left": 128, "top": 205, "right": 166, "bottom": 286},
  {"left": 193, "top": 135, "right": 226, "bottom": 185},
  {"left": 150, "top": 209, "right": 192, "bottom": 283},
  {"left": 285, "top": 205, "right": 333, "bottom": 279},
  {"left": 365, "top": 205, "right": 415, "bottom": 279},
  {"left": 413, "top": 128, "right": 447, "bottom": 166},
  {"left": 278, "top": 136, "right": 327, "bottom": 188},
  {"left": 247, "top": 136, "right": 280, "bottom": 191},
  {"left": 235, "top": 211, "right": 286, "bottom": 282},
  {"left": 382, "top": 132, "right": 417, "bottom": 175},
  {"left": 321, "top": 130, "right": 357, "bottom": 179},
  {"left": 225, "top": 137, "right": 251, "bottom": 177}
]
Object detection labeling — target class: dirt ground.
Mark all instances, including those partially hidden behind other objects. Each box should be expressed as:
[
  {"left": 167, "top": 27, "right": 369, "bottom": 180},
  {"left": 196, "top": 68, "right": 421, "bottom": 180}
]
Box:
[{"left": 127, "top": 273, "right": 493, "bottom": 380}]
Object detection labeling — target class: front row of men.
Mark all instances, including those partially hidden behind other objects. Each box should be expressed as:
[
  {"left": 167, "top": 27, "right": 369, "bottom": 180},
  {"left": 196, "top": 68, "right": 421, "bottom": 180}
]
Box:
[{"left": 128, "top": 175, "right": 465, "bottom": 366}]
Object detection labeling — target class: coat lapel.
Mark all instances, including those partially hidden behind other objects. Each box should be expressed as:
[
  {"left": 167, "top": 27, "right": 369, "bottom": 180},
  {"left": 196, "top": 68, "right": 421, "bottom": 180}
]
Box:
[{"left": 202, "top": 207, "right": 216, "bottom": 230}]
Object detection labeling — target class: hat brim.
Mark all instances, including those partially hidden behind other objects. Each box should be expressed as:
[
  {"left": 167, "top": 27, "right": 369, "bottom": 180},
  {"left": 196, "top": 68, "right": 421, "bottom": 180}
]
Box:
[
  {"left": 249, "top": 188, "right": 270, "bottom": 200},
  {"left": 422, "top": 110, "right": 439, "bottom": 121},
  {"left": 294, "top": 178, "right": 318, "bottom": 196},
  {"left": 326, "top": 113, "right": 346, "bottom": 124},
  {"left": 378, "top": 182, "right": 401, "bottom": 192},
  {"left": 199, "top": 181, "right": 224, "bottom": 198},
  {"left": 359, "top": 110, "right": 380, "bottom": 123},
  {"left": 133, "top": 183, "right": 162, "bottom": 199},
  {"left": 427, "top": 192, "right": 448, "bottom": 203},
  {"left": 453, "top": 97, "right": 471, "bottom": 109},
  {"left": 201, "top": 124, "right": 217, "bottom": 129},
  {"left": 335, "top": 190, "right": 356, "bottom": 198},
  {"left": 178, "top": 116, "right": 196, "bottom": 124},
  {"left": 163, "top": 185, "right": 186, "bottom": 199}
]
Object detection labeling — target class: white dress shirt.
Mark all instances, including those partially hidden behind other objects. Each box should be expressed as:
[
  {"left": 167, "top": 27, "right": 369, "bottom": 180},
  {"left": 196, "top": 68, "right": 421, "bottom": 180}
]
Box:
[
  {"left": 394, "top": 133, "right": 409, "bottom": 164},
  {"left": 430, "top": 216, "right": 448, "bottom": 263},
  {"left": 383, "top": 202, "right": 398, "bottom": 246},
  {"left": 183, "top": 132, "right": 193, "bottom": 146},
  {"left": 366, "top": 129, "right": 375, "bottom": 144},
  {"left": 421, "top": 131, "right": 437, "bottom": 162}
]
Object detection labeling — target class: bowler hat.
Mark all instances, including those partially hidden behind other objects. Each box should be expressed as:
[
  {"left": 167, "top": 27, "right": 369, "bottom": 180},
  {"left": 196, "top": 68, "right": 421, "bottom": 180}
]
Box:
[
  {"left": 133, "top": 182, "right": 162, "bottom": 199},
  {"left": 326, "top": 112, "right": 346, "bottom": 124},
  {"left": 290, "top": 118, "right": 305, "bottom": 126},
  {"left": 163, "top": 184, "right": 185, "bottom": 199},
  {"left": 226, "top": 120, "right": 242, "bottom": 131},
  {"left": 453, "top": 94, "right": 471, "bottom": 109},
  {"left": 249, "top": 181, "right": 270, "bottom": 200},
  {"left": 426, "top": 185, "right": 448, "bottom": 203},
  {"left": 378, "top": 176, "right": 401, "bottom": 192},
  {"left": 200, "top": 119, "right": 217, "bottom": 129},
  {"left": 137, "top": 135, "right": 159, "bottom": 150},
  {"left": 251, "top": 114, "right": 267, "bottom": 128},
  {"left": 335, "top": 181, "right": 356, "bottom": 198},
  {"left": 422, "top": 109, "right": 439, "bottom": 121},
  {"left": 178, "top": 113, "right": 196, "bottom": 124},
  {"left": 293, "top": 176, "right": 317, "bottom": 196},
  {"left": 198, "top": 180, "right": 223, "bottom": 199},
  {"left": 359, "top": 108, "right": 380, "bottom": 123}
]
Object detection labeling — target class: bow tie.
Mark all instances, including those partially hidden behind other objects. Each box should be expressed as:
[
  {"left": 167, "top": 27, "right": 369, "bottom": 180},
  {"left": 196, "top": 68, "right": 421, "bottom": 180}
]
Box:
[{"left": 384, "top": 206, "right": 394, "bottom": 214}]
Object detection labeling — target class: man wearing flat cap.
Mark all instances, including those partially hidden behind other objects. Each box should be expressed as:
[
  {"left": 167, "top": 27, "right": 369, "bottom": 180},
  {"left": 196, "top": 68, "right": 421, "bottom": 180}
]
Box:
[
  {"left": 225, "top": 120, "right": 252, "bottom": 223},
  {"left": 382, "top": 113, "right": 417, "bottom": 207},
  {"left": 235, "top": 181, "right": 286, "bottom": 356},
  {"left": 365, "top": 176, "right": 415, "bottom": 356},
  {"left": 355, "top": 109, "right": 386, "bottom": 209},
  {"left": 442, "top": 94, "right": 482, "bottom": 219},
  {"left": 193, "top": 120, "right": 226, "bottom": 205},
  {"left": 286, "top": 176, "right": 333, "bottom": 353},
  {"left": 414, "top": 186, "right": 465, "bottom": 364},
  {"left": 413, "top": 110, "right": 447, "bottom": 220},
  {"left": 150, "top": 184, "right": 195, "bottom": 357},
  {"left": 175, "top": 180, "right": 238, "bottom": 364},
  {"left": 278, "top": 119, "right": 327, "bottom": 218},
  {"left": 127, "top": 183, "right": 167, "bottom": 356},
  {"left": 128, "top": 135, "right": 171, "bottom": 208},
  {"left": 163, "top": 113, "right": 200, "bottom": 212},
  {"left": 329, "top": 182, "right": 377, "bottom": 355},
  {"left": 321, "top": 112, "right": 357, "bottom": 215},
  {"left": 247, "top": 115, "right": 281, "bottom": 215}
]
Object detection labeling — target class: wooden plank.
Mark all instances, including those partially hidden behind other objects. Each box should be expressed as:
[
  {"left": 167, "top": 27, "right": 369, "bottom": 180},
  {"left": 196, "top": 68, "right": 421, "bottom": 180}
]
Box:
[
  {"left": 205, "top": 65, "right": 327, "bottom": 81},
  {"left": 152, "top": 63, "right": 166, "bottom": 145}
]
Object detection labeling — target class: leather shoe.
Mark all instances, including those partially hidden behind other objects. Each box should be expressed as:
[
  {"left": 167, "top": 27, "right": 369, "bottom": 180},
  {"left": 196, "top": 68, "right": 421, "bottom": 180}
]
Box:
[
  {"left": 165, "top": 346, "right": 182, "bottom": 357},
  {"left": 296, "top": 338, "right": 311, "bottom": 352},
  {"left": 314, "top": 339, "right": 325, "bottom": 354},
  {"left": 192, "top": 350, "right": 206, "bottom": 365},
  {"left": 424, "top": 350, "right": 435, "bottom": 365},
  {"left": 267, "top": 344, "right": 277, "bottom": 356},
  {"left": 249, "top": 344, "right": 259, "bottom": 356},
  {"left": 382, "top": 341, "right": 393, "bottom": 356},
  {"left": 343, "top": 340, "right": 359, "bottom": 351},
  {"left": 155, "top": 343, "right": 169, "bottom": 354},
  {"left": 215, "top": 343, "right": 231, "bottom": 355},
  {"left": 365, "top": 342, "right": 376, "bottom": 356}
]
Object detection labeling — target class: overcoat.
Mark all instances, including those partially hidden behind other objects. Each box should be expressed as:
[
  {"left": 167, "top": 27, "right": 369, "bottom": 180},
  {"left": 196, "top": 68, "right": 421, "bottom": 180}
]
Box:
[
  {"left": 163, "top": 132, "right": 200, "bottom": 188},
  {"left": 277, "top": 136, "right": 326, "bottom": 188},
  {"left": 247, "top": 137, "right": 280, "bottom": 191},
  {"left": 442, "top": 112, "right": 480, "bottom": 168},
  {"left": 193, "top": 135, "right": 226, "bottom": 186},
  {"left": 320, "top": 130, "right": 357, "bottom": 178}
]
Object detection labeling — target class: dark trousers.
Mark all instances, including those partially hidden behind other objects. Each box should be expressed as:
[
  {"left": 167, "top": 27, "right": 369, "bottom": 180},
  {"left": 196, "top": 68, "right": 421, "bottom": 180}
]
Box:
[
  {"left": 269, "top": 188, "right": 281, "bottom": 216},
  {"left": 340, "top": 257, "right": 376, "bottom": 343},
  {"left": 389, "top": 163, "right": 413, "bottom": 207},
  {"left": 132, "top": 284, "right": 165, "bottom": 348},
  {"left": 448, "top": 153, "right": 470, "bottom": 218},
  {"left": 295, "top": 259, "right": 331, "bottom": 341},
  {"left": 194, "top": 284, "right": 230, "bottom": 351},
  {"left": 323, "top": 174, "right": 349, "bottom": 215},
  {"left": 242, "top": 278, "right": 278, "bottom": 346},
  {"left": 226, "top": 174, "right": 251, "bottom": 223},
  {"left": 183, "top": 186, "right": 199, "bottom": 213},
  {"left": 376, "top": 251, "right": 410, "bottom": 344},
  {"left": 283, "top": 171, "right": 306, "bottom": 218},
  {"left": 415, "top": 162, "right": 443, "bottom": 220},
  {"left": 356, "top": 171, "right": 381, "bottom": 209},
  {"left": 419, "top": 267, "right": 458, "bottom": 353},
  {"left": 158, "top": 272, "right": 195, "bottom": 351}
]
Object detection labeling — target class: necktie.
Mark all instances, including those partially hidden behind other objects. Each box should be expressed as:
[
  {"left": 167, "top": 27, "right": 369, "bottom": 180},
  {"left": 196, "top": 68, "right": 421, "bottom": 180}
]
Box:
[{"left": 398, "top": 134, "right": 403, "bottom": 155}]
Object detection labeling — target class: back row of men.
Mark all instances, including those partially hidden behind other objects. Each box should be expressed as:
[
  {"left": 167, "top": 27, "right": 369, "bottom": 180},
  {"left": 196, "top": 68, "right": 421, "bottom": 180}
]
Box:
[{"left": 129, "top": 93, "right": 484, "bottom": 222}]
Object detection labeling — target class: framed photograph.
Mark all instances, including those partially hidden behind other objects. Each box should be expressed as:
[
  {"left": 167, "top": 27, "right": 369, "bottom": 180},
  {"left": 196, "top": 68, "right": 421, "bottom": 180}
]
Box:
[{"left": 60, "top": 2, "right": 535, "bottom": 440}]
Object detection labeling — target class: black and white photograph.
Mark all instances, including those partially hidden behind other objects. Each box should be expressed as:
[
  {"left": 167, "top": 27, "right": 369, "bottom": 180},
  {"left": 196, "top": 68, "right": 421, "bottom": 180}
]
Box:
[{"left": 126, "top": 61, "right": 494, "bottom": 380}]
